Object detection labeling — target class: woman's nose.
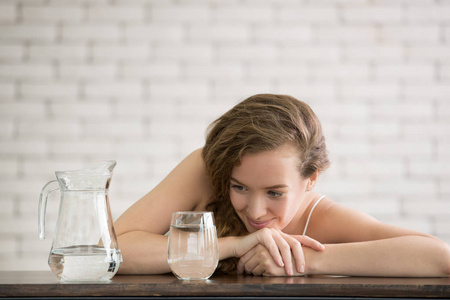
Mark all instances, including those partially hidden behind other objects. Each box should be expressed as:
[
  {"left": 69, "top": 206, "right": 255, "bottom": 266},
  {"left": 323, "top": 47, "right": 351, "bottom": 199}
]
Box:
[{"left": 246, "top": 196, "right": 267, "bottom": 220}]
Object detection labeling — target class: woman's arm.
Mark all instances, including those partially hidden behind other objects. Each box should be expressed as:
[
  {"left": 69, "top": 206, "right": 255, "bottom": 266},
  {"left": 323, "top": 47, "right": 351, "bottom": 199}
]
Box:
[
  {"left": 306, "top": 235, "right": 450, "bottom": 277},
  {"left": 118, "top": 232, "right": 239, "bottom": 274},
  {"left": 118, "top": 233, "right": 243, "bottom": 274},
  {"left": 116, "top": 231, "right": 170, "bottom": 274},
  {"left": 307, "top": 199, "right": 450, "bottom": 277},
  {"left": 114, "top": 149, "right": 212, "bottom": 274},
  {"left": 238, "top": 233, "right": 450, "bottom": 277}
]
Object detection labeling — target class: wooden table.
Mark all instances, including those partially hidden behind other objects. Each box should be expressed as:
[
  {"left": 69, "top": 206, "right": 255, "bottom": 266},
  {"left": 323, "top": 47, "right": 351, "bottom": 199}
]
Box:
[{"left": 0, "top": 271, "right": 449, "bottom": 299}]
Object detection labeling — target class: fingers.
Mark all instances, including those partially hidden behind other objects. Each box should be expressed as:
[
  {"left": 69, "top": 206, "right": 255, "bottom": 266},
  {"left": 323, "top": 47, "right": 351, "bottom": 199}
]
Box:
[
  {"left": 269, "top": 231, "right": 295, "bottom": 276},
  {"left": 283, "top": 234, "right": 305, "bottom": 274},
  {"left": 280, "top": 233, "right": 325, "bottom": 273},
  {"left": 238, "top": 246, "right": 265, "bottom": 275},
  {"left": 234, "top": 230, "right": 283, "bottom": 267},
  {"left": 255, "top": 230, "right": 325, "bottom": 275},
  {"left": 237, "top": 228, "right": 325, "bottom": 276},
  {"left": 255, "top": 228, "right": 300, "bottom": 275},
  {"left": 294, "top": 235, "right": 325, "bottom": 251},
  {"left": 237, "top": 247, "right": 255, "bottom": 274},
  {"left": 255, "top": 228, "right": 285, "bottom": 268},
  {"left": 237, "top": 245, "right": 285, "bottom": 276}
]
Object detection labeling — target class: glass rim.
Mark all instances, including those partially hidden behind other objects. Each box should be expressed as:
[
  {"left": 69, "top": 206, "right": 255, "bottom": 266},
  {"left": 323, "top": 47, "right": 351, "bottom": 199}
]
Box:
[
  {"left": 170, "top": 211, "right": 215, "bottom": 226},
  {"left": 171, "top": 211, "right": 214, "bottom": 215}
]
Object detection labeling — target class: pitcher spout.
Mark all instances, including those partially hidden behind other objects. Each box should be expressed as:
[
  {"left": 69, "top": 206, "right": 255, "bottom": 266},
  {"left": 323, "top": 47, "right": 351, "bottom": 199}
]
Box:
[
  {"left": 56, "top": 160, "right": 117, "bottom": 191},
  {"left": 86, "top": 160, "right": 117, "bottom": 176}
]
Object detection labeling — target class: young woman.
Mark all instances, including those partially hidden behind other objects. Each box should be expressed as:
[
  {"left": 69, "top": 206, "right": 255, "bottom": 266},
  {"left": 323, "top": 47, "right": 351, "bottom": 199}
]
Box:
[{"left": 114, "top": 94, "right": 450, "bottom": 277}]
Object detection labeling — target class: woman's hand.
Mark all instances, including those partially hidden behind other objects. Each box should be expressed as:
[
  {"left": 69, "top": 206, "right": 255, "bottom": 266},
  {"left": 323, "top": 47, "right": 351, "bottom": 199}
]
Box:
[
  {"left": 237, "top": 244, "right": 286, "bottom": 276},
  {"left": 233, "top": 228, "right": 325, "bottom": 276}
]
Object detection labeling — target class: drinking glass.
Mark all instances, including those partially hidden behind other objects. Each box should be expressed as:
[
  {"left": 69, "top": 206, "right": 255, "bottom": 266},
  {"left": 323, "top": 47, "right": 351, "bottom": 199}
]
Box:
[{"left": 168, "top": 211, "right": 219, "bottom": 280}]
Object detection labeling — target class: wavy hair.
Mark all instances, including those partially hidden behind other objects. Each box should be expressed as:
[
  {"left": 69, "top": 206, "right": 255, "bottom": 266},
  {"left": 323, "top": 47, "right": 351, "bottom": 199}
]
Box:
[{"left": 202, "top": 94, "right": 330, "bottom": 273}]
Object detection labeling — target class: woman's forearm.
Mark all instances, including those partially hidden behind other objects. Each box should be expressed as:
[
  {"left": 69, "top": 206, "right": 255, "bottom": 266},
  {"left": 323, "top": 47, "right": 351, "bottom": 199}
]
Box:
[
  {"left": 118, "top": 231, "right": 239, "bottom": 274},
  {"left": 117, "top": 231, "right": 170, "bottom": 274},
  {"left": 218, "top": 236, "right": 240, "bottom": 260},
  {"left": 306, "top": 236, "right": 450, "bottom": 277}
]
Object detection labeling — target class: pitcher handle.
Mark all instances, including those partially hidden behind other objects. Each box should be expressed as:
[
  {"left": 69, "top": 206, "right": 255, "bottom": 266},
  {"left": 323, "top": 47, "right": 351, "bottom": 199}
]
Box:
[{"left": 38, "top": 180, "right": 59, "bottom": 240}]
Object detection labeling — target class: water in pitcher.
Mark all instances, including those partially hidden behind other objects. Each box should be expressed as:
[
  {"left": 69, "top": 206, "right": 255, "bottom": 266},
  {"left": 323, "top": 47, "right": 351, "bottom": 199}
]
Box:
[
  {"left": 49, "top": 245, "right": 122, "bottom": 281},
  {"left": 168, "top": 224, "right": 218, "bottom": 280}
]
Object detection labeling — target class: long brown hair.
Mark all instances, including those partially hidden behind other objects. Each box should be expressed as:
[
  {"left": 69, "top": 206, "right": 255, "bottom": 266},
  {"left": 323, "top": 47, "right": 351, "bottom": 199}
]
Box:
[{"left": 202, "top": 94, "right": 330, "bottom": 273}]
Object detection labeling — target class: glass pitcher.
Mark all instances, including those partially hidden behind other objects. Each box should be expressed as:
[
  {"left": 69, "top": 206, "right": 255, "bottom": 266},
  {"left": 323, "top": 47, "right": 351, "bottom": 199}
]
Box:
[{"left": 38, "top": 161, "right": 122, "bottom": 281}]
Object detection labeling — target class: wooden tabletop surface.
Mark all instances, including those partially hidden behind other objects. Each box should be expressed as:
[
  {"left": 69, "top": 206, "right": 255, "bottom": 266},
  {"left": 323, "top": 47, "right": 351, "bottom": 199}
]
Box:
[{"left": 0, "top": 271, "right": 449, "bottom": 298}]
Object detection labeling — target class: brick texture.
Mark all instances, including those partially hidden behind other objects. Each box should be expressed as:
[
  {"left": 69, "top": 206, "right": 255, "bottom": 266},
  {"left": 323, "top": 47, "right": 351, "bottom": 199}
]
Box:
[{"left": 0, "top": 0, "right": 449, "bottom": 271}]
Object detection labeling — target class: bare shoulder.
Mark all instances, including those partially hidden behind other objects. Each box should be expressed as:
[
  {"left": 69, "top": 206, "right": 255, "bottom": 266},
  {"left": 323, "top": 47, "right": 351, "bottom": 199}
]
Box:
[
  {"left": 307, "top": 196, "right": 429, "bottom": 244},
  {"left": 114, "top": 148, "right": 212, "bottom": 235},
  {"left": 186, "top": 148, "right": 213, "bottom": 209},
  {"left": 154, "top": 147, "right": 211, "bottom": 202}
]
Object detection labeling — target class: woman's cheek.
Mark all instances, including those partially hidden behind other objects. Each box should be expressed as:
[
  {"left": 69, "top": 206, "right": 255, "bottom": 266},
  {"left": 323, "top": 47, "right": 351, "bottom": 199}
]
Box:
[
  {"left": 230, "top": 191, "right": 246, "bottom": 212},
  {"left": 276, "top": 197, "right": 298, "bottom": 225}
]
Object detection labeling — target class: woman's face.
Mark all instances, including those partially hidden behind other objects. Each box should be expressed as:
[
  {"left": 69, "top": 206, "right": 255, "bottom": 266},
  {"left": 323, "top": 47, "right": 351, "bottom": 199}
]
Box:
[{"left": 229, "top": 144, "right": 311, "bottom": 233}]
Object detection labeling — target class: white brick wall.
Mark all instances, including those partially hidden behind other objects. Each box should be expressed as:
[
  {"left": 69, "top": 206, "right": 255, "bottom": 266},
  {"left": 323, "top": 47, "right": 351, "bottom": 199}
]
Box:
[{"left": 0, "top": 0, "right": 449, "bottom": 271}]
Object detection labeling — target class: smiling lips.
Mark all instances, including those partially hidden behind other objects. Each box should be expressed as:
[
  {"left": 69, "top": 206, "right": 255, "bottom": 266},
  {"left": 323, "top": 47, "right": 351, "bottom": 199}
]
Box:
[{"left": 247, "top": 218, "right": 273, "bottom": 230}]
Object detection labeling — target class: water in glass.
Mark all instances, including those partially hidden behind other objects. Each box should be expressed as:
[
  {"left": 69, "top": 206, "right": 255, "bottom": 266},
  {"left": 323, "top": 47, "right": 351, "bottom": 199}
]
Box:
[{"left": 168, "top": 212, "right": 219, "bottom": 280}]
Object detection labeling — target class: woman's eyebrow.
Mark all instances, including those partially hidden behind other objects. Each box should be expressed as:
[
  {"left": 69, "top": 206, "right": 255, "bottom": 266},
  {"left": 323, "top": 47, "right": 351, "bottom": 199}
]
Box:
[
  {"left": 230, "top": 177, "right": 245, "bottom": 186},
  {"left": 230, "top": 177, "right": 288, "bottom": 189},
  {"left": 265, "top": 184, "right": 288, "bottom": 189}
]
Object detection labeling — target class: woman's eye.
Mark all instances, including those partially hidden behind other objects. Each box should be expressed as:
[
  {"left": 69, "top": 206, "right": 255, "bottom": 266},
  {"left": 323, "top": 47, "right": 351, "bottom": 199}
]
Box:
[
  {"left": 268, "top": 191, "right": 283, "bottom": 197},
  {"left": 231, "top": 185, "right": 246, "bottom": 192}
]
